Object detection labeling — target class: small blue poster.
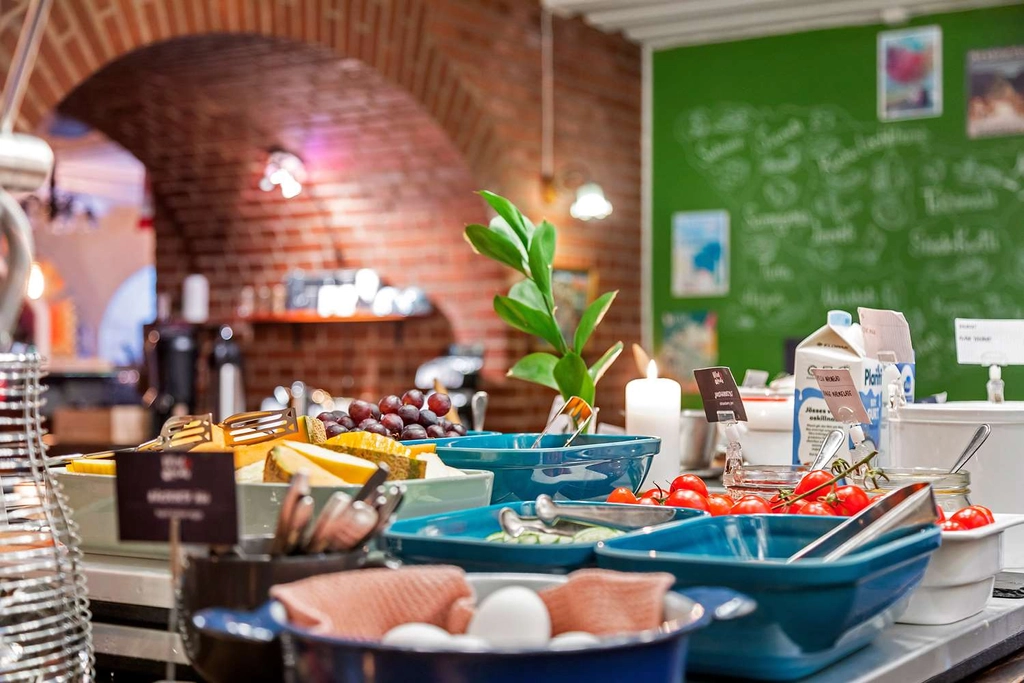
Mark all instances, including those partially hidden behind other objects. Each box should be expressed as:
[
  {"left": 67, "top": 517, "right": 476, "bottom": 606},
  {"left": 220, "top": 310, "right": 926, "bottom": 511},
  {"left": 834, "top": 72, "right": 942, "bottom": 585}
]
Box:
[{"left": 671, "top": 210, "right": 729, "bottom": 297}]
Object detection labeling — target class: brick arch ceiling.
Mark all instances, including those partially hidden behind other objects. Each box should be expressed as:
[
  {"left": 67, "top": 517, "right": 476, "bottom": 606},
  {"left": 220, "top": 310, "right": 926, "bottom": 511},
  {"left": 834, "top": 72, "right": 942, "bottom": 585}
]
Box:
[{"left": 0, "top": 0, "right": 505, "bottom": 189}]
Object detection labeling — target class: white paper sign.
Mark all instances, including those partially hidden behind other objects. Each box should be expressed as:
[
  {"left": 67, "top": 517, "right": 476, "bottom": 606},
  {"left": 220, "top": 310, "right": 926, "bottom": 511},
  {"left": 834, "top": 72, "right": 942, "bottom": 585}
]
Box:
[
  {"left": 954, "top": 319, "right": 1024, "bottom": 366},
  {"left": 811, "top": 368, "right": 871, "bottom": 424},
  {"left": 859, "top": 308, "right": 915, "bottom": 363}
]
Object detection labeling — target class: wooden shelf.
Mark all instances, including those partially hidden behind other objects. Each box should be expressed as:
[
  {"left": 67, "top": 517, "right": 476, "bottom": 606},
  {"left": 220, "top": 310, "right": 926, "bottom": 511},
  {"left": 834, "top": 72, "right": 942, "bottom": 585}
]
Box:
[{"left": 225, "top": 311, "right": 429, "bottom": 325}]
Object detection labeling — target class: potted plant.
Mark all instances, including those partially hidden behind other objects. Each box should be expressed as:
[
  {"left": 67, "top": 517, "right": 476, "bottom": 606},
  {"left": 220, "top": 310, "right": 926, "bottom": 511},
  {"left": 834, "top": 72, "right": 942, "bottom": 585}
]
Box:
[{"left": 463, "top": 191, "right": 623, "bottom": 407}]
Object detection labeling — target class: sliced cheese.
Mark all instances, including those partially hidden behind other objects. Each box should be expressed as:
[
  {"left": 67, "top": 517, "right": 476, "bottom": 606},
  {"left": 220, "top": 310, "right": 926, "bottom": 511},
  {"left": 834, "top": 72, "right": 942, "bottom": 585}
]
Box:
[
  {"left": 264, "top": 445, "right": 350, "bottom": 487},
  {"left": 278, "top": 441, "right": 378, "bottom": 484}
]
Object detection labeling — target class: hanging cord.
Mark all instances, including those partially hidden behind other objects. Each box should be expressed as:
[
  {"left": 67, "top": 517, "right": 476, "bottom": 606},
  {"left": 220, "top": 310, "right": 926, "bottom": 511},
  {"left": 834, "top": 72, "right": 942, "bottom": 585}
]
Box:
[
  {"left": 0, "top": 0, "right": 53, "bottom": 135},
  {"left": 541, "top": 8, "right": 554, "bottom": 182}
]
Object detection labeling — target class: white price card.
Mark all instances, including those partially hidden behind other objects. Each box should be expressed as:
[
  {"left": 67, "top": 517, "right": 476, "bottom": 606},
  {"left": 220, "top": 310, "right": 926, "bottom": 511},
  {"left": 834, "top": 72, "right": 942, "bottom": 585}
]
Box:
[
  {"left": 954, "top": 319, "right": 1024, "bottom": 366},
  {"left": 811, "top": 368, "right": 871, "bottom": 424}
]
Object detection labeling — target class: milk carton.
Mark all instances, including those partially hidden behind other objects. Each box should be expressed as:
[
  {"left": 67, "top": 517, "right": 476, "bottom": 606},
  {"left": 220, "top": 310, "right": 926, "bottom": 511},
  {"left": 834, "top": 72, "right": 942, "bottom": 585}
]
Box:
[
  {"left": 792, "top": 310, "right": 884, "bottom": 464},
  {"left": 858, "top": 307, "right": 916, "bottom": 467}
]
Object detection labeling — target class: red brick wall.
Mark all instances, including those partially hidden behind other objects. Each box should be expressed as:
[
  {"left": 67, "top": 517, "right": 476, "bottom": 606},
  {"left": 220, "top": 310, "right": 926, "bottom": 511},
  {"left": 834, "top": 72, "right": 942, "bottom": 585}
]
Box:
[{"left": 1, "top": 0, "right": 642, "bottom": 431}]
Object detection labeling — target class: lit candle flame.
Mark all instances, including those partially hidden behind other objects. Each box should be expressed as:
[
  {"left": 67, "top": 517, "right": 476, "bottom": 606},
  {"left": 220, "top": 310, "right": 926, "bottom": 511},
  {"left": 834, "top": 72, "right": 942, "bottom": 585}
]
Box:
[{"left": 646, "top": 359, "right": 658, "bottom": 380}]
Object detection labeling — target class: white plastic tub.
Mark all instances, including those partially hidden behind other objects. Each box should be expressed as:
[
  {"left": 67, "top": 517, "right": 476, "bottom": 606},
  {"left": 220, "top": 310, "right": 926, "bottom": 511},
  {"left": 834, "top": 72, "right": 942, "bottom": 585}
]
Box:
[
  {"left": 899, "top": 514, "right": 1024, "bottom": 625},
  {"left": 887, "top": 401, "right": 1024, "bottom": 567}
]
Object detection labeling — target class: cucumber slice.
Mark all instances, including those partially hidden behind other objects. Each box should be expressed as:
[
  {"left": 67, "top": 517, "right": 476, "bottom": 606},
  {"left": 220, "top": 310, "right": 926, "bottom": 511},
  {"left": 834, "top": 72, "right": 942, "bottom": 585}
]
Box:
[
  {"left": 573, "top": 527, "right": 624, "bottom": 543},
  {"left": 485, "top": 531, "right": 507, "bottom": 542},
  {"left": 517, "top": 533, "right": 540, "bottom": 544}
]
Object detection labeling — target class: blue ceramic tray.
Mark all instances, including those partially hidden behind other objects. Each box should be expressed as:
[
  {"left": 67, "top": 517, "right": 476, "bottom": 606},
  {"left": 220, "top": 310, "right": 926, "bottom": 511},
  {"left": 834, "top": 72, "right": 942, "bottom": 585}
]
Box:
[
  {"left": 384, "top": 501, "right": 705, "bottom": 573},
  {"left": 429, "top": 433, "right": 660, "bottom": 504},
  {"left": 595, "top": 515, "right": 941, "bottom": 681}
]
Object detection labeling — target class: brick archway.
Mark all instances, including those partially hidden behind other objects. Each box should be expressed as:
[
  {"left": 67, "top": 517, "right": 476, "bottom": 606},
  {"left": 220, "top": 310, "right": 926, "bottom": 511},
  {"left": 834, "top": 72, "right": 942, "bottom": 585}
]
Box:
[{"left": 1, "top": 0, "right": 505, "bottom": 190}]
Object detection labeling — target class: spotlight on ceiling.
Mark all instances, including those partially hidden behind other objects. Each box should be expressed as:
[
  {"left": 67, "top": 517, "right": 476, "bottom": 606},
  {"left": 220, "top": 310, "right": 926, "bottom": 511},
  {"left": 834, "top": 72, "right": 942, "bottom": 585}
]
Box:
[{"left": 261, "top": 150, "right": 306, "bottom": 199}]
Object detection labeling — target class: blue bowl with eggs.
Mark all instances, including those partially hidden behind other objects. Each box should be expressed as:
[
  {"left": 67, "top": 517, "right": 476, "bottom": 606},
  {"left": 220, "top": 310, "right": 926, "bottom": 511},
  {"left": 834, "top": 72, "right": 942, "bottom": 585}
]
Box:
[
  {"left": 192, "top": 572, "right": 753, "bottom": 683},
  {"left": 384, "top": 501, "right": 705, "bottom": 574},
  {"left": 424, "top": 433, "right": 660, "bottom": 504},
  {"left": 595, "top": 515, "right": 941, "bottom": 680}
]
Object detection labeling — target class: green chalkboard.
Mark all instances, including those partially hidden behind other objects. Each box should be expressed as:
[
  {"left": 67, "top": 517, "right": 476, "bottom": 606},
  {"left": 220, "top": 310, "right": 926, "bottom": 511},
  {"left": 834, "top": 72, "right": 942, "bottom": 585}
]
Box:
[{"left": 651, "top": 5, "right": 1024, "bottom": 403}]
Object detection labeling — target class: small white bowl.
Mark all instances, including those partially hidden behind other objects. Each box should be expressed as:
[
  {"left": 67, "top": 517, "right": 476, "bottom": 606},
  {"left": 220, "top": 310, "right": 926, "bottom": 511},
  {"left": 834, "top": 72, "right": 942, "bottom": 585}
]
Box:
[{"left": 899, "top": 513, "right": 1024, "bottom": 625}]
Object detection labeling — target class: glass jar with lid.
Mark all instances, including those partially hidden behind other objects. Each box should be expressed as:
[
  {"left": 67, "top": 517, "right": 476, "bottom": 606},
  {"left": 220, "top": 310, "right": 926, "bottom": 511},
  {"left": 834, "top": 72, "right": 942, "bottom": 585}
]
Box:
[{"left": 858, "top": 467, "right": 971, "bottom": 513}]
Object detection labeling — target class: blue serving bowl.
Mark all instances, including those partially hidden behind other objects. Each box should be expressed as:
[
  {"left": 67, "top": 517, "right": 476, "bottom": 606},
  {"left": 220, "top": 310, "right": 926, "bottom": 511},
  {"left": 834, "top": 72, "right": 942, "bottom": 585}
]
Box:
[
  {"left": 192, "top": 572, "right": 751, "bottom": 683},
  {"left": 595, "top": 515, "right": 941, "bottom": 681},
  {"left": 427, "top": 433, "right": 660, "bottom": 504},
  {"left": 384, "top": 501, "right": 705, "bottom": 574}
]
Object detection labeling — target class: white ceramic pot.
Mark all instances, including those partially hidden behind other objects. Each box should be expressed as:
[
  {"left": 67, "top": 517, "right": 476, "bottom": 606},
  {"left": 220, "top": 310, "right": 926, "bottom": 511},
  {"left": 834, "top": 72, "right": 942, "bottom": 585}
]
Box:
[
  {"left": 735, "top": 395, "right": 793, "bottom": 466},
  {"left": 899, "top": 514, "right": 1024, "bottom": 625},
  {"left": 887, "top": 401, "right": 1024, "bottom": 567}
]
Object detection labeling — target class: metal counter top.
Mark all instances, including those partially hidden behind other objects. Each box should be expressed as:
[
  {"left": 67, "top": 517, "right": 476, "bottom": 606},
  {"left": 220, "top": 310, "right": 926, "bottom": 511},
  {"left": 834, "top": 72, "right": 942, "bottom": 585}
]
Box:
[{"left": 82, "top": 554, "right": 1024, "bottom": 682}]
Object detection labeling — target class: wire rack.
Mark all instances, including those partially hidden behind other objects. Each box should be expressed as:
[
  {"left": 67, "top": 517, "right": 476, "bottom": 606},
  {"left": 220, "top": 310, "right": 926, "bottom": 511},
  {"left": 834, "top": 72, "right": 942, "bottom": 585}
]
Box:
[{"left": 0, "top": 353, "right": 92, "bottom": 681}]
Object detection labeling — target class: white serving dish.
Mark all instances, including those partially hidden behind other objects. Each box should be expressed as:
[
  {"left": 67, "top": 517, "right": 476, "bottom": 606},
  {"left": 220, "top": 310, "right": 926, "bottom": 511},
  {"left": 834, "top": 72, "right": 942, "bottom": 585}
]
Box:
[
  {"left": 54, "top": 467, "right": 493, "bottom": 560},
  {"left": 735, "top": 394, "right": 793, "bottom": 466},
  {"left": 899, "top": 513, "right": 1024, "bottom": 625},
  {"left": 886, "top": 401, "right": 1024, "bottom": 567}
]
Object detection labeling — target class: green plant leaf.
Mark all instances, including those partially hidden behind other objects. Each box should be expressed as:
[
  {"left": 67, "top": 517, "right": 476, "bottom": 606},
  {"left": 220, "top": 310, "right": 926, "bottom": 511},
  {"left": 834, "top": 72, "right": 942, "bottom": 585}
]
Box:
[
  {"left": 529, "top": 220, "right": 556, "bottom": 304},
  {"left": 507, "top": 353, "right": 560, "bottom": 391},
  {"left": 588, "top": 341, "right": 623, "bottom": 384},
  {"left": 508, "top": 279, "right": 546, "bottom": 311},
  {"left": 494, "top": 295, "right": 564, "bottom": 351},
  {"left": 479, "top": 191, "right": 534, "bottom": 248},
  {"left": 487, "top": 217, "right": 529, "bottom": 263},
  {"left": 573, "top": 290, "right": 618, "bottom": 354},
  {"left": 464, "top": 224, "right": 526, "bottom": 274},
  {"left": 553, "top": 352, "right": 595, "bottom": 405}
]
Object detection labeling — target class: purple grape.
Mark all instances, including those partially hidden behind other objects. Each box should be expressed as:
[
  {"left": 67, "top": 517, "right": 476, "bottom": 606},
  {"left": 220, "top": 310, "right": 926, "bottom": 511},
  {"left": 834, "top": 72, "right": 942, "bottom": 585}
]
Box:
[
  {"left": 337, "top": 415, "right": 356, "bottom": 430},
  {"left": 349, "top": 401, "right": 373, "bottom": 423},
  {"left": 397, "top": 404, "right": 420, "bottom": 425},
  {"left": 445, "top": 430, "right": 460, "bottom": 438},
  {"left": 428, "top": 393, "right": 452, "bottom": 415},
  {"left": 378, "top": 395, "right": 402, "bottom": 415},
  {"left": 400, "top": 424, "right": 428, "bottom": 440},
  {"left": 380, "top": 413, "right": 404, "bottom": 434},
  {"left": 402, "top": 389, "right": 425, "bottom": 409},
  {"left": 325, "top": 423, "right": 347, "bottom": 437},
  {"left": 417, "top": 409, "right": 438, "bottom": 427},
  {"left": 439, "top": 418, "right": 453, "bottom": 431},
  {"left": 331, "top": 410, "right": 349, "bottom": 421},
  {"left": 364, "top": 422, "right": 389, "bottom": 437},
  {"left": 426, "top": 425, "right": 446, "bottom": 438},
  {"left": 317, "top": 411, "right": 334, "bottom": 422},
  {"left": 320, "top": 420, "right": 339, "bottom": 431},
  {"left": 358, "top": 418, "right": 381, "bottom": 430},
  {"left": 369, "top": 404, "right": 381, "bottom": 420},
  {"left": 449, "top": 423, "right": 467, "bottom": 436}
]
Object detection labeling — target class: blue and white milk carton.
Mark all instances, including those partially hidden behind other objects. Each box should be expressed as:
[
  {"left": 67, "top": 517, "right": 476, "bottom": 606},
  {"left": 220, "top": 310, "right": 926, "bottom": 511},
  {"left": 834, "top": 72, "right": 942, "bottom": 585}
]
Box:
[{"left": 792, "top": 310, "right": 884, "bottom": 464}]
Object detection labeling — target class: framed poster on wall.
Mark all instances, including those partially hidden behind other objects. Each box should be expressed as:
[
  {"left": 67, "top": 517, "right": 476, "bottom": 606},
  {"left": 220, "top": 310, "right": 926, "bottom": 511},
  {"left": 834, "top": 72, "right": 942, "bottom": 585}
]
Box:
[
  {"left": 552, "top": 267, "right": 598, "bottom": 344},
  {"left": 671, "top": 210, "right": 729, "bottom": 298},
  {"left": 878, "top": 25, "right": 943, "bottom": 121}
]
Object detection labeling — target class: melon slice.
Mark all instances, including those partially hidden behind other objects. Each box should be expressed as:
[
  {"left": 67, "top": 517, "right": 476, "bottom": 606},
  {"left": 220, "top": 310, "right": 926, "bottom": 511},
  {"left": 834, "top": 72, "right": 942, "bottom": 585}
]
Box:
[
  {"left": 66, "top": 459, "right": 116, "bottom": 476},
  {"left": 278, "top": 441, "right": 380, "bottom": 484},
  {"left": 322, "top": 432, "right": 426, "bottom": 480},
  {"left": 227, "top": 415, "right": 323, "bottom": 469},
  {"left": 264, "top": 445, "right": 350, "bottom": 487}
]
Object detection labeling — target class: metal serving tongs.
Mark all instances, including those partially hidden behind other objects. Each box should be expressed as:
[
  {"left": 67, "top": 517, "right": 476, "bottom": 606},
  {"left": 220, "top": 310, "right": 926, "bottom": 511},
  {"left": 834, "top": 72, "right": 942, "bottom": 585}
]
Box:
[
  {"left": 531, "top": 396, "right": 595, "bottom": 449},
  {"left": 221, "top": 407, "right": 299, "bottom": 446},
  {"left": 53, "top": 413, "right": 215, "bottom": 463},
  {"left": 787, "top": 482, "right": 938, "bottom": 563},
  {"left": 534, "top": 494, "right": 677, "bottom": 530}
]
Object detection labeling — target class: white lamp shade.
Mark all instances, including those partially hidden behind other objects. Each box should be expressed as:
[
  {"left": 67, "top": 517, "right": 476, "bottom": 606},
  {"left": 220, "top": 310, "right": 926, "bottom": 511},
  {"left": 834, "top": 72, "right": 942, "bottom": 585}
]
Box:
[{"left": 570, "top": 183, "right": 613, "bottom": 221}]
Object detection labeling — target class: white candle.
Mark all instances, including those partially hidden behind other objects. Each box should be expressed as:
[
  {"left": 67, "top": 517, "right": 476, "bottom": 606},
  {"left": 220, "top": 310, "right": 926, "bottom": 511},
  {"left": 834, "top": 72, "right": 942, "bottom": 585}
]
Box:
[{"left": 626, "top": 361, "right": 682, "bottom": 490}]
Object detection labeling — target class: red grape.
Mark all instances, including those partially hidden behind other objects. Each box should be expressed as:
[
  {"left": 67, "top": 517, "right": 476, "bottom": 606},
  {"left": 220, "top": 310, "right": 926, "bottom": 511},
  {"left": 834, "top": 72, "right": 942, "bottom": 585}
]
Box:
[
  {"left": 369, "top": 404, "right": 381, "bottom": 420},
  {"left": 445, "top": 430, "right": 460, "bottom": 437},
  {"left": 418, "top": 409, "right": 439, "bottom": 427},
  {"left": 426, "top": 425, "right": 446, "bottom": 438},
  {"left": 349, "top": 401, "right": 373, "bottom": 423},
  {"left": 449, "top": 423, "right": 467, "bottom": 436},
  {"left": 358, "top": 418, "right": 380, "bottom": 430},
  {"left": 402, "top": 390, "right": 425, "bottom": 408},
  {"left": 397, "top": 405, "right": 420, "bottom": 425},
  {"left": 428, "top": 393, "right": 452, "bottom": 415},
  {"left": 325, "top": 423, "right": 347, "bottom": 437},
  {"left": 316, "top": 411, "right": 334, "bottom": 422},
  {"left": 364, "top": 422, "right": 388, "bottom": 437},
  {"left": 439, "top": 418, "right": 453, "bottom": 431},
  {"left": 335, "top": 416, "right": 354, "bottom": 430},
  {"left": 401, "top": 425, "right": 428, "bottom": 440},
  {"left": 378, "top": 395, "right": 402, "bottom": 415},
  {"left": 331, "top": 410, "right": 349, "bottom": 422},
  {"left": 380, "top": 414, "right": 404, "bottom": 434}
]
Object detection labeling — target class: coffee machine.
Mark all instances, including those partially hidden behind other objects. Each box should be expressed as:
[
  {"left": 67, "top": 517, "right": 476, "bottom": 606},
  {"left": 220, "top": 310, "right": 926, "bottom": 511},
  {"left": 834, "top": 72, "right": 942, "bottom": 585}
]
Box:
[{"left": 144, "top": 323, "right": 198, "bottom": 435}]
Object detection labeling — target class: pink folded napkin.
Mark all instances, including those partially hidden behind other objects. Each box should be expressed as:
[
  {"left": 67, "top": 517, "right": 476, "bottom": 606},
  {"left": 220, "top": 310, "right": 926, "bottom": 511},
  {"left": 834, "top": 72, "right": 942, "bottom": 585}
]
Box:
[{"left": 269, "top": 565, "right": 675, "bottom": 641}]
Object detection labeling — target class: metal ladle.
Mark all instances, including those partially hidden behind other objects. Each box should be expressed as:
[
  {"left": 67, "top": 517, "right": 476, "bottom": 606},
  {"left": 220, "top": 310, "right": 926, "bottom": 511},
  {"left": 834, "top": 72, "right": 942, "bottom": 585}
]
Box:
[
  {"left": 499, "top": 507, "right": 575, "bottom": 539},
  {"left": 949, "top": 424, "right": 990, "bottom": 474},
  {"left": 809, "top": 429, "right": 846, "bottom": 471}
]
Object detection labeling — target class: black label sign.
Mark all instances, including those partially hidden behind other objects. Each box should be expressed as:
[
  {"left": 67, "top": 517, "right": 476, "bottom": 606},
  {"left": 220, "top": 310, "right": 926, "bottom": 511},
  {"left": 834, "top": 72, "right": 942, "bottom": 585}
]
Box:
[
  {"left": 115, "top": 451, "right": 238, "bottom": 544},
  {"left": 693, "top": 366, "right": 748, "bottom": 423}
]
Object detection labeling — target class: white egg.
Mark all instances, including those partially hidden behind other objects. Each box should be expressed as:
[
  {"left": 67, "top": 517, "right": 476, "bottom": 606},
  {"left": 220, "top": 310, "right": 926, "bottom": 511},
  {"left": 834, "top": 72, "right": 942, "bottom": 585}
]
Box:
[
  {"left": 548, "top": 631, "right": 602, "bottom": 650},
  {"left": 381, "top": 623, "right": 453, "bottom": 649},
  {"left": 448, "top": 634, "right": 489, "bottom": 651},
  {"left": 467, "top": 586, "right": 551, "bottom": 649}
]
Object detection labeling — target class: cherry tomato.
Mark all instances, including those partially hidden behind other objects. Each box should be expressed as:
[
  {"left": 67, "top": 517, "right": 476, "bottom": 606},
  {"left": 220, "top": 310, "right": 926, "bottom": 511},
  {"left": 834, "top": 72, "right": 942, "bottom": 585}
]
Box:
[
  {"left": 664, "top": 489, "right": 710, "bottom": 512},
  {"left": 935, "top": 506, "right": 946, "bottom": 523},
  {"left": 641, "top": 487, "right": 668, "bottom": 503},
  {"left": 941, "top": 520, "right": 966, "bottom": 532},
  {"left": 799, "top": 501, "right": 835, "bottom": 516},
  {"left": 730, "top": 496, "right": 772, "bottom": 515},
  {"left": 968, "top": 505, "right": 995, "bottom": 524},
  {"left": 638, "top": 497, "right": 660, "bottom": 506},
  {"left": 706, "top": 494, "right": 735, "bottom": 517},
  {"left": 950, "top": 506, "right": 994, "bottom": 530},
  {"left": 784, "top": 499, "right": 810, "bottom": 514},
  {"left": 794, "top": 470, "right": 835, "bottom": 499},
  {"left": 670, "top": 474, "right": 709, "bottom": 498},
  {"left": 606, "top": 487, "right": 639, "bottom": 505},
  {"left": 832, "top": 485, "right": 870, "bottom": 516}
]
